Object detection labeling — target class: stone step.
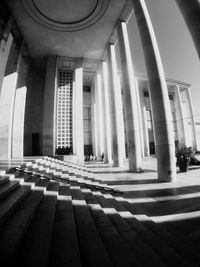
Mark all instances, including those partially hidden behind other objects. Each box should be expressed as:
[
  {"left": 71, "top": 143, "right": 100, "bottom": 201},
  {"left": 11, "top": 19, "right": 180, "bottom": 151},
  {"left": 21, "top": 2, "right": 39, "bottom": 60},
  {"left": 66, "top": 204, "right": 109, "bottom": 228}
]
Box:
[
  {"left": 0, "top": 190, "right": 44, "bottom": 266},
  {"left": 89, "top": 189, "right": 167, "bottom": 267},
  {"left": 49, "top": 185, "right": 82, "bottom": 267},
  {"left": 0, "top": 175, "right": 9, "bottom": 186},
  {"left": 114, "top": 193, "right": 197, "bottom": 265},
  {"left": 14, "top": 191, "right": 58, "bottom": 266},
  {"left": 82, "top": 188, "right": 141, "bottom": 267},
  {"left": 0, "top": 179, "right": 19, "bottom": 200},
  {"left": 0, "top": 185, "right": 31, "bottom": 226},
  {"left": 70, "top": 185, "right": 112, "bottom": 267}
]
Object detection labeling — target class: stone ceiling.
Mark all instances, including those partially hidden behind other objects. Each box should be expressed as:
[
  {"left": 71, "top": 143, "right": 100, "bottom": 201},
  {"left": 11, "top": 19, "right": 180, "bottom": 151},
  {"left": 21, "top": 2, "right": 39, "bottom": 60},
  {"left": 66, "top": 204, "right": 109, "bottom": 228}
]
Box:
[{"left": 7, "top": 0, "right": 132, "bottom": 67}]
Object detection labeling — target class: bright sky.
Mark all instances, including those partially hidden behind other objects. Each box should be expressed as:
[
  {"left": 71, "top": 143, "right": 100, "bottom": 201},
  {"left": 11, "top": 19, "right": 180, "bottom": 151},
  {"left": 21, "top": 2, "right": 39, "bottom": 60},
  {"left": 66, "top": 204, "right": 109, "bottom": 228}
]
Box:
[{"left": 127, "top": 0, "right": 200, "bottom": 122}]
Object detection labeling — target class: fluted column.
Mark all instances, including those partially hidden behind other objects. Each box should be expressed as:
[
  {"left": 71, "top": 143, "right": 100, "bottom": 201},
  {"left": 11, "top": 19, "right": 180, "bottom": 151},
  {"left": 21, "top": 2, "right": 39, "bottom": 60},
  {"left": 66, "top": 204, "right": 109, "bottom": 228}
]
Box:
[
  {"left": 74, "top": 61, "right": 84, "bottom": 163},
  {"left": 131, "top": 0, "right": 176, "bottom": 181},
  {"left": 101, "top": 61, "right": 112, "bottom": 163},
  {"left": 107, "top": 44, "right": 125, "bottom": 167},
  {"left": 117, "top": 21, "right": 142, "bottom": 171},
  {"left": 175, "top": 0, "right": 200, "bottom": 59}
]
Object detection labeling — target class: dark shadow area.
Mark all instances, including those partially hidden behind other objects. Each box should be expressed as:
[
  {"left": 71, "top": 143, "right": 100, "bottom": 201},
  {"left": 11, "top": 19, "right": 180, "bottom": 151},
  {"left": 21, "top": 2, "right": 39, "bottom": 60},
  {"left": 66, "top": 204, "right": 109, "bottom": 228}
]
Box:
[{"left": 105, "top": 178, "right": 159, "bottom": 185}]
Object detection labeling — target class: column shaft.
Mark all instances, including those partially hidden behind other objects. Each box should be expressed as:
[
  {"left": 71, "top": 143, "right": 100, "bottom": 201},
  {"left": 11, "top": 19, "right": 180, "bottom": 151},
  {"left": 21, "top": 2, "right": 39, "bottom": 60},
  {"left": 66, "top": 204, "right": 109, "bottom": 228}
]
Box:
[
  {"left": 175, "top": 86, "right": 186, "bottom": 147},
  {"left": 117, "top": 21, "right": 142, "bottom": 171},
  {"left": 42, "top": 56, "right": 57, "bottom": 156},
  {"left": 131, "top": 0, "right": 176, "bottom": 181},
  {"left": 107, "top": 44, "right": 125, "bottom": 167},
  {"left": 74, "top": 63, "right": 84, "bottom": 163},
  {"left": 101, "top": 61, "right": 112, "bottom": 163}
]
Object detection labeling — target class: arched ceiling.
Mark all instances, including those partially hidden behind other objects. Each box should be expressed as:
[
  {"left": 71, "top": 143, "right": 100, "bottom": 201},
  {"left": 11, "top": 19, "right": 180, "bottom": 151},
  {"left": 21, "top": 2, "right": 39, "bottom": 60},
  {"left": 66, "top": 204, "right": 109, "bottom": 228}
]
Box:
[{"left": 6, "top": 0, "right": 132, "bottom": 67}]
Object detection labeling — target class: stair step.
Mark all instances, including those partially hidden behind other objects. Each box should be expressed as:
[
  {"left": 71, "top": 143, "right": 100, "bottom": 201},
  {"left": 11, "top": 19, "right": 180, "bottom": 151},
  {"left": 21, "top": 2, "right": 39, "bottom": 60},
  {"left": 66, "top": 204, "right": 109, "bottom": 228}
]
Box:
[
  {"left": 0, "top": 180, "right": 19, "bottom": 200},
  {"left": 49, "top": 185, "right": 82, "bottom": 267},
  {"left": 0, "top": 190, "right": 44, "bottom": 266},
  {"left": 0, "top": 175, "right": 9, "bottom": 186},
  {"left": 15, "top": 194, "right": 57, "bottom": 267},
  {"left": 90, "top": 190, "right": 166, "bottom": 267},
  {"left": 0, "top": 185, "right": 31, "bottom": 226},
  {"left": 70, "top": 186, "right": 112, "bottom": 267},
  {"left": 115, "top": 194, "right": 196, "bottom": 265},
  {"left": 82, "top": 188, "right": 141, "bottom": 267}
]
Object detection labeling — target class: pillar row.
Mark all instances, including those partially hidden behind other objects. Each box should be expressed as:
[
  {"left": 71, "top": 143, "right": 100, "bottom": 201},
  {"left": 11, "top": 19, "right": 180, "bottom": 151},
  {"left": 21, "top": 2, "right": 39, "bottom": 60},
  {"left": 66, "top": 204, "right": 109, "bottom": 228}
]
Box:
[{"left": 131, "top": 0, "right": 176, "bottom": 181}]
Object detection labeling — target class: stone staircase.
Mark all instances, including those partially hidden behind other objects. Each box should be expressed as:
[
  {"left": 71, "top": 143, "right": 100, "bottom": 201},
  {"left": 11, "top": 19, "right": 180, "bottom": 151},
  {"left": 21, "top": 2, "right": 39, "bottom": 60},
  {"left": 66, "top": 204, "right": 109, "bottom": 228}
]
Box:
[{"left": 0, "top": 157, "right": 199, "bottom": 267}]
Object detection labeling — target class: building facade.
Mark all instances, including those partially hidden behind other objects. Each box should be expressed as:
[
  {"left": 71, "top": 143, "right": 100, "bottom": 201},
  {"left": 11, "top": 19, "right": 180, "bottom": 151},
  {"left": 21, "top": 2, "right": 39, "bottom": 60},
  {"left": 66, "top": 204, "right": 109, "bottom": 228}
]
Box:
[{"left": 0, "top": 0, "right": 199, "bottom": 181}]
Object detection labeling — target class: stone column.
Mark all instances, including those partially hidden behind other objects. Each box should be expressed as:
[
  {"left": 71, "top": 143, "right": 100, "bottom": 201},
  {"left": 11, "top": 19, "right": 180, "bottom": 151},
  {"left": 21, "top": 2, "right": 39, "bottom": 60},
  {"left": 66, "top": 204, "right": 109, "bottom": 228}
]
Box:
[
  {"left": 0, "top": 18, "right": 13, "bottom": 94},
  {"left": 0, "top": 30, "right": 18, "bottom": 159},
  {"left": 117, "top": 21, "right": 142, "bottom": 171},
  {"left": 12, "top": 44, "right": 29, "bottom": 158},
  {"left": 101, "top": 61, "right": 112, "bottom": 163},
  {"left": 74, "top": 61, "right": 84, "bottom": 163},
  {"left": 174, "top": 86, "right": 186, "bottom": 147},
  {"left": 107, "top": 44, "right": 125, "bottom": 167},
  {"left": 42, "top": 56, "right": 58, "bottom": 156},
  {"left": 185, "top": 87, "right": 197, "bottom": 150},
  {"left": 96, "top": 73, "right": 104, "bottom": 159},
  {"left": 91, "top": 84, "right": 97, "bottom": 157},
  {"left": 131, "top": 0, "right": 176, "bottom": 181},
  {"left": 94, "top": 75, "right": 101, "bottom": 159},
  {"left": 175, "top": 0, "right": 200, "bottom": 59}
]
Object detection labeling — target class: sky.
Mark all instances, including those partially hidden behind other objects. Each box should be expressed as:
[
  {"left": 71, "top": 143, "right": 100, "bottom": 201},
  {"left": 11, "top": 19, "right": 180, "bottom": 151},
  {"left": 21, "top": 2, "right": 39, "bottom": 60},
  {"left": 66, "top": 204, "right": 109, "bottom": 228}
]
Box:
[{"left": 126, "top": 0, "right": 200, "bottom": 122}]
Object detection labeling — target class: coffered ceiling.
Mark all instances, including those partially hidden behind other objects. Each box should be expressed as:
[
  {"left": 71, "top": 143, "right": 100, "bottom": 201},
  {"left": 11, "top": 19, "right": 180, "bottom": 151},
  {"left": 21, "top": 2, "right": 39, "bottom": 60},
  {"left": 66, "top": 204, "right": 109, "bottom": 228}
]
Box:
[{"left": 6, "top": 0, "right": 132, "bottom": 67}]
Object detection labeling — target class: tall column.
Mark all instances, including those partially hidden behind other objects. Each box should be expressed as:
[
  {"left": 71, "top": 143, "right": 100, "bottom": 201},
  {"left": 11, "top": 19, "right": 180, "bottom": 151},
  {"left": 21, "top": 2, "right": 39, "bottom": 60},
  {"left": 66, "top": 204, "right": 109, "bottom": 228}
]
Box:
[
  {"left": 94, "top": 75, "right": 101, "bottom": 159},
  {"left": 96, "top": 73, "right": 104, "bottom": 159},
  {"left": 91, "top": 84, "right": 97, "bottom": 157},
  {"left": 42, "top": 56, "right": 57, "bottom": 156},
  {"left": 175, "top": 86, "right": 186, "bottom": 147},
  {"left": 185, "top": 87, "right": 197, "bottom": 150},
  {"left": 12, "top": 44, "right": 29, "bottom": 158},
  {"left": 117, "top": 21, "right": 142, "bottom": 171},
  {"left": 131, "top": 0, "right": 176, "bottom": 181},
  {"left": 101, "top": 61, "right": 112, "bottom": 163},
  {"left": 107, "top": 44, "right": 125, "bottom": 167},
  {"left": 74, "top": 61, "right": 84, "bottom": 163},
  {"left": 0, "top": 18, "right": 13, "bottom": 94},
  {"left": 175, "top": 0, "right": 200, "bottom": 59}
]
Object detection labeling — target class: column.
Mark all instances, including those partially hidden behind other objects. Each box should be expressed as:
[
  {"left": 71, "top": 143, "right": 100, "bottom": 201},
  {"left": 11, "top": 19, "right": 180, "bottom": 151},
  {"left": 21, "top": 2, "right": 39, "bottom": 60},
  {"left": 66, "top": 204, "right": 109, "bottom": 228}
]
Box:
[
  {"left": 12, "top": 44, "right": 29, "bottom": 158},
  {"left": 117, "top": 21, "right": 142, "bottom": 171},
  {"left": 42, "top": 56, "right": 57, "bottom": 156},
  {"left": 175, "top": 86, "right": 186, "bottom": 147},
  {"left": 91, "top": 84, "right": 97, "bottom": 157},
  {"left": 74, "top": 61, "right": 84, "bottom": 163},
  {"left": 185, "top": 87, "right": 197, "bottom": 150},
  {"left": 94, "top": 75, "right": 101, "bottom": 159},
  {"left": 107, "top": 44, "right": 125, "bottom": 167},
  {"left": 175, "top": 0, "right": 200, "bottom": 59},
  {"left": 131, "top": 0, "right": 176, "bottom": 181},
  {"left": 0, "top": 18, "right": 13, "bottom": 94},
  {"left": 96, "top": 73, "right": 104, "bottom": 159},
  {"left": 0, "top": 31, "right": 18, "bottom": 159},
  {"left": 139, "top": 88, "right": 150, "bottom": 157},
  {"left": 101, "top": 61, "right": 112, "bottom": 163}
]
